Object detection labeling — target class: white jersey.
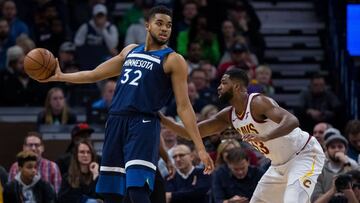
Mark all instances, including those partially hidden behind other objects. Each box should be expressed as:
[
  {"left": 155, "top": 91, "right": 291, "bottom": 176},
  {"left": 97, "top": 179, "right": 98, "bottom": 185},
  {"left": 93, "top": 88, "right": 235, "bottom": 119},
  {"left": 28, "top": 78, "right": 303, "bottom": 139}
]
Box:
[{"left": 231, "top": 93, "right": 311, "bottom": 165}]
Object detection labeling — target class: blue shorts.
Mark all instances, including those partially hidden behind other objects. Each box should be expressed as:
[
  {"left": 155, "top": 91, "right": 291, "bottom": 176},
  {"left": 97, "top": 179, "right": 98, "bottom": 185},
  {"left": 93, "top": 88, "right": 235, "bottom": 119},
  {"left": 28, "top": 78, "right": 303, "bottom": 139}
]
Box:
[{"left": 95, "top": 113, "right": 160, "bottom": 195}]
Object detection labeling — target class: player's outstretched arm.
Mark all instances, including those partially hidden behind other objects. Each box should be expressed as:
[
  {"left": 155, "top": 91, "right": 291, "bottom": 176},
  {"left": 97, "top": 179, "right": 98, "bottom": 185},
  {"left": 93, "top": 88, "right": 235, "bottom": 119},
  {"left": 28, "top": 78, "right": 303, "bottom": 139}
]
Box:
[
  {"left": 159, "top": 107, "right": 232, "bottom": 140},
  {"left": 253, "top": 95, "right": 299, "bottom": 141},
  {"left": 165, "top": 53, "right": 214, "bottom": 174},
  {"left": 39, "top": 44, "right": 138, "bottom": 84},
  {"left": 159, "top": 113, "right": 191, "bottom": 140}
]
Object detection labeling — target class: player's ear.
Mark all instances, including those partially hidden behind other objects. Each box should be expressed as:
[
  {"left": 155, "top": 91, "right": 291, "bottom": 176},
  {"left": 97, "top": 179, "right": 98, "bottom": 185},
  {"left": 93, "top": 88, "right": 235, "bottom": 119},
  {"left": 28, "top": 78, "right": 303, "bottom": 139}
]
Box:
[{"left": 145, "top": 21, "right": 150, "bottom": 31}]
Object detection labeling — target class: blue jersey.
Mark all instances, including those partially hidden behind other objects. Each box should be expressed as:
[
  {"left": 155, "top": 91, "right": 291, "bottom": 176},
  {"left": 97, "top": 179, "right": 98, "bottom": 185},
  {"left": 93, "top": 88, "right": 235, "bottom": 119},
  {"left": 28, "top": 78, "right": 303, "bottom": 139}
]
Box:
[{"left": 110, "top": 44, "right": 174, "bottom": 115}]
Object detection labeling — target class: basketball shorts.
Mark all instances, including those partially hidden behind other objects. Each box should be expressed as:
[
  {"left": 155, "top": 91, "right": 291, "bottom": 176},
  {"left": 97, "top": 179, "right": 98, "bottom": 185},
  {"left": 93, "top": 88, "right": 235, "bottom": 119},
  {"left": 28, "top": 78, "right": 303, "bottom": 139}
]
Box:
[
  {"left": 250, "top": 137, "right": 325, "bottom": 203},
  {"left": 96, "top": 113, "right": 160, "bottom": 196}
]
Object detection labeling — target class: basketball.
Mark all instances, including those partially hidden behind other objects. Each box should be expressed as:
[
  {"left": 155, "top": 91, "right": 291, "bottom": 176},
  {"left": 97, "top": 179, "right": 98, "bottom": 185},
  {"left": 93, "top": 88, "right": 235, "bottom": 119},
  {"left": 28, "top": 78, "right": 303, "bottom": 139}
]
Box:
[{"left": 24, "top": 48, "right": 57, "bottom": 80}]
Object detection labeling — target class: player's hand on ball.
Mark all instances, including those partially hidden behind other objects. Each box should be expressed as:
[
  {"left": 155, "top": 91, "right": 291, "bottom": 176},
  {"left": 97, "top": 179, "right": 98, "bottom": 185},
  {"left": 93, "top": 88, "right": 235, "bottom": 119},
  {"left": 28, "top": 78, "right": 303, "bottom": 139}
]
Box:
[
  {"left": 37, "top": 58, "right": 63, "bottom": 83},
  {"left": 198, "top": 149, "right": 214, "bottom": 175}
]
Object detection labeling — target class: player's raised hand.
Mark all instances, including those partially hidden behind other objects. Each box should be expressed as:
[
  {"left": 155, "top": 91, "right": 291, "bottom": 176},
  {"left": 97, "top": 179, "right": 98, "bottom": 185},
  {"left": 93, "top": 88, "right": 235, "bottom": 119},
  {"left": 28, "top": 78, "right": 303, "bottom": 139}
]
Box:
[
  {"left": 198, "top": 149, "right": 214, "bottom": 175},
  {"left": 37, "top": 58, "right": 63, "bottom": 83}
]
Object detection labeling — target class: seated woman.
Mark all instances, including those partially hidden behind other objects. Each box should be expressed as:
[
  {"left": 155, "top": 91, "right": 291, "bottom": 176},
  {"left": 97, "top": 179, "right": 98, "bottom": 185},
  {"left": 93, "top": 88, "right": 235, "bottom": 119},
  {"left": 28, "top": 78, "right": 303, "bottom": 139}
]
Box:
[
  {"left": 37, "top": 87, "right": 77, "bottom": 126},
  {"left": 58, "top": 139, "right": 101, "bottom": 203}
]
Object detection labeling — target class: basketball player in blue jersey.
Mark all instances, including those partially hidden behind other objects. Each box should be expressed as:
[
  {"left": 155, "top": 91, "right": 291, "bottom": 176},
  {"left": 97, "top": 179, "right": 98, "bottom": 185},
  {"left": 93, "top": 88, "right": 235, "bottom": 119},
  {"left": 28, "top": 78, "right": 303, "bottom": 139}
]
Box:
[
  {"left": 40, "top": 6, "right": 214, "bottom": 203},
  {"left": 160, "top": 69, "right": 325, "bottom": 203}
]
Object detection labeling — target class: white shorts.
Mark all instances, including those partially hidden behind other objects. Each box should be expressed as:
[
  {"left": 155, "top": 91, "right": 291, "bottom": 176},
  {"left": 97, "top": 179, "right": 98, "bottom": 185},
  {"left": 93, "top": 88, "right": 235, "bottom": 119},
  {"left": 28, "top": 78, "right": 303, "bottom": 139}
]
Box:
[{"left": 250, "top": 137, "right": 325, "bottom": 203}]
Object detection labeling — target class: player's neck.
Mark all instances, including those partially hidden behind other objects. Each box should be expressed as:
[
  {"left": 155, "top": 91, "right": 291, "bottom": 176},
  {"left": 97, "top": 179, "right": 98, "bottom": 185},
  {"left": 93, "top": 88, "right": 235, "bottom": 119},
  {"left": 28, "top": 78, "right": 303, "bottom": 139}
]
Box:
[
  {"left": 232, "top": 93, "right": 248, "bottom": 115},
  {"left": 145, "top": 37, "right": 167, "bottom": 51}
]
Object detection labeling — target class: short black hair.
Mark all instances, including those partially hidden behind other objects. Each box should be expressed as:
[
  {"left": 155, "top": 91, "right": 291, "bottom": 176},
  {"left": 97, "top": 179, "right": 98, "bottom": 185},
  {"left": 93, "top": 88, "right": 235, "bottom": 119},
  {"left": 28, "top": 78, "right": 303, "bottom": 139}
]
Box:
[
  {"left": 226, "top": 147, "right": 248, "bottom": 164},
  {"left": 224, "top": 69, "right": 249, "bottom": 87},
  {"left": 17, "top": 151, "right": 37, "bottom": 167},
  {"left": 145, "top": 5, "right": 172, "bottom": 21}
]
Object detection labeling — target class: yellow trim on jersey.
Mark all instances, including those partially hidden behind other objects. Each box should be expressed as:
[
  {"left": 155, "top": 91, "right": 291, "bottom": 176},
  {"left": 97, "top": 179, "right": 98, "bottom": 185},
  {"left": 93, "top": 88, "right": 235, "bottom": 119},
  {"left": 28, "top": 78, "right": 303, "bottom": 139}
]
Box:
[{"left": 300, "top": 154, "right": 316, "bottom": 181}]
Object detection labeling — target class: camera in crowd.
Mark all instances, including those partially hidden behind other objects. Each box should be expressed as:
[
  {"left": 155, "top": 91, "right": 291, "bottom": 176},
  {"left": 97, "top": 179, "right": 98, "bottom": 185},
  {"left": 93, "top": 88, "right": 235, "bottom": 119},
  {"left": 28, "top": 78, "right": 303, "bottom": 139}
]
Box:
[{"left": 335, "top": 174, "right": 353, "bottom": 192}]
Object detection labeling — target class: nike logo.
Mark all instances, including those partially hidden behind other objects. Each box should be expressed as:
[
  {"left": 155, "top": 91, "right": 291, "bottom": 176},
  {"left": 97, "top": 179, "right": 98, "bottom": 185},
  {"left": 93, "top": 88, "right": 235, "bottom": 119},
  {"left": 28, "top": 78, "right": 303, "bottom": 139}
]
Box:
[{"left": 142, "top": 119, "right": 151, "bottom": 123}]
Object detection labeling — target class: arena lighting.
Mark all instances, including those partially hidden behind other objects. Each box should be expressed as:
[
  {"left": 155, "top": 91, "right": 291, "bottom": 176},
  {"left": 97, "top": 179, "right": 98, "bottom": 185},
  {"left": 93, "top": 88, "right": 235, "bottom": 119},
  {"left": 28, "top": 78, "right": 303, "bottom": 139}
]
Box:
[{"left": 347, "top": 4, "right": 360, "bottom": 56}]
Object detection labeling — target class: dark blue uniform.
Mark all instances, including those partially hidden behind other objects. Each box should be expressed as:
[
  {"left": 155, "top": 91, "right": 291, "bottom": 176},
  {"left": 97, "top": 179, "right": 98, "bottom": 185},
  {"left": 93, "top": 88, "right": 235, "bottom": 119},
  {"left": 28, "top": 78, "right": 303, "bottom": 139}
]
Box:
[{"left": 96, "top": 44, "right": 174, "bottom": 195}]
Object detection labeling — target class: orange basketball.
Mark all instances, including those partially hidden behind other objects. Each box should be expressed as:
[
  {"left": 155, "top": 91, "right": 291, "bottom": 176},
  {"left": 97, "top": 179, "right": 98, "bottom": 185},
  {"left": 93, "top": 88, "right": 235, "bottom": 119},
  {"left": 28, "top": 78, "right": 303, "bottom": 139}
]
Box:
[{"left": 24, "top": 48, "right": 57, "bottom": 80}]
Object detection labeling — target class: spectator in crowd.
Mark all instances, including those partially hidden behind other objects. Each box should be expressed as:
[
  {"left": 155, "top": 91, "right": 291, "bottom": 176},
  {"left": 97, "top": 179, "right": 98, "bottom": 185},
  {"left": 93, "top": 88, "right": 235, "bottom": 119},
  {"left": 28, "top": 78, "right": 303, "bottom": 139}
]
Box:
[
  {"left": 158, "top": 117, "right": 178, "bottom": 178},
  {"left": 117, "top": 0, "right": 150, "bottom": 44},
  {"left": 313, "top": 122, "right": 332, "bottom": 150},
  {"left": 56, "top": 123, "right": 95, "bottom": 176},
  {"left": 186, "top": 40, "right": 202, "bottom": 73},
  {"left": 15, "top": 34, "right": 35, "bottom": 54},
  {"left": 311, "top": 128, "right": 359, "bottom": 202},
  {"left": 38, "top": 16, "right": 69, "bottom": 56},
  {"left": 33, "top": 2, "right": 70, "bottom": 52},
  {"left": 74, "top": 3, "right": 119, "bottom": 68},
  {"left": 92, "top": 79, "right": 116, "bottom": 110},
  {"left": 313, "top": 170, "right": 360, "bottom": 203},
  {"left": 37, "top": 87, "right": 77, "bottom": 126},
  {"left": 0, "top": 165, "right": 7, "bottom": 190},
  {"left": 177, "top": 14, "right": 220, "bottom": 64},
  {"left": 58, "top": 41, "right": 76, "bottom": 70},
  {"left": 217, "top": 42, "right": 256, "bottom": 80},
  {"left": 175, "top": 0, "right": 198, "bottom": 35},
  {"left": 166, "top": 144, "right": 211, "bottom": 203},
  {"left": 200, "top": 105, "right": 221, "bottom": 160},
  {"left": 199, "top": 61, "right": 218, "bottom": 89},
  {"left": 3, "top": 151, "right": 56, "bottom": 203},
  {"left": 215, "top": 138, "right": 241, "bottom": 168},
  {"left": 1, "top": 0, "right": 30, "bottom": 40},
  {"left": 166, "top": 81, "right": 207, "bottom": 119},
  {"left": 58, "top": 140, "right": 101, "bottom": 203},
  {"left": 0, "top": 18, "right": 15, "bottom": 70},
  {"left": 8, "top": 132, "right": 62, "bottom": 194},
  {"left": 345, "top": 120, "right": 360, "bottom": 164},
  {"left": 124, "top": 4, "right": 151, "bottom": 46},
  {"left": 297, "top": 73, "right": 342, "bottom": 132},
  {"left": 0, "top": 45, "right": 46, "bottom": 106},
  {"left": 189, "top": 68, "right": 218, "bottom": 106},
  {"left": 218, "top": 19, "right": 237, "bottom": 57},
  {"left": 212, "top": 147, "right": 265, "bottom": 203},
  {"left": 254, "top": 65, "right": 274, "bottom": 96},
  {"left": 226, "top": 1, "right": 265, "bottom": 61}
]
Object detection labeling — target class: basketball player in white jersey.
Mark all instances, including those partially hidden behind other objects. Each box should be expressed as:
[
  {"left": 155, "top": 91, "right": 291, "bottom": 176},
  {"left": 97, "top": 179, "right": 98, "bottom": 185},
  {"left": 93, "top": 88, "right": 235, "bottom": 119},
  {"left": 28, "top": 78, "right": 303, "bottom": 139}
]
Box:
[{"left": 160, "top": 69, "right": 325, "bottom": 203}]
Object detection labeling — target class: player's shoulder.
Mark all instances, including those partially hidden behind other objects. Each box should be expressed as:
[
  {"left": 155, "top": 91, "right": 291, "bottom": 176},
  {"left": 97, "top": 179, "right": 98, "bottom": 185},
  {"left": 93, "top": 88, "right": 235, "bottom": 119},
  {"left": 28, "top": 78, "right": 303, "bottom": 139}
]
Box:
[
  {"left": 166, "top": 51, "right": 185, "bottom": 63},
  {"left": 251, "top": 93, "right": 279, "bottom": 107},
  {"left": 163, "top": 51, "right": 187, "bottom": 73},
  {"left": 118, "top": 44, "right": 138, "bottom": 58}
]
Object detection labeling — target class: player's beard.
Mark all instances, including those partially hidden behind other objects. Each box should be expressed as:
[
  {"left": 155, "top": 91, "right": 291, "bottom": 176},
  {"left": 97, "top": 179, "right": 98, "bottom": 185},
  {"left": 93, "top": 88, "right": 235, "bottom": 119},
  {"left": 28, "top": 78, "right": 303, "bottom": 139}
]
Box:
[
  {"left": 150, "top": 31, "right": 168, "bottom": 46},
  {"left": 219, "top": 89, "right": 233, "bottom": 104}
]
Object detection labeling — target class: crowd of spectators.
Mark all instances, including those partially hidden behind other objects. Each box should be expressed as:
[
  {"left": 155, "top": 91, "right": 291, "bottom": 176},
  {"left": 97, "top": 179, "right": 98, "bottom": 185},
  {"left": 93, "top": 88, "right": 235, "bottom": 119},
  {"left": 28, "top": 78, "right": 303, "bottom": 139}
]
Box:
[{"left": 0, "top": 0, "right": 358, "bottom": 203}]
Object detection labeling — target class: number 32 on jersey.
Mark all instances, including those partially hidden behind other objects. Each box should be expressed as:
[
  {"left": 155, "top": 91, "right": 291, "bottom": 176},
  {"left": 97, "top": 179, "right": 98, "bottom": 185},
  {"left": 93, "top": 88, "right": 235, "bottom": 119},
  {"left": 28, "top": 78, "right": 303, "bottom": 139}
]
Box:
[{"left": 121, "top": 69, "right": 142, "bottom": 86}]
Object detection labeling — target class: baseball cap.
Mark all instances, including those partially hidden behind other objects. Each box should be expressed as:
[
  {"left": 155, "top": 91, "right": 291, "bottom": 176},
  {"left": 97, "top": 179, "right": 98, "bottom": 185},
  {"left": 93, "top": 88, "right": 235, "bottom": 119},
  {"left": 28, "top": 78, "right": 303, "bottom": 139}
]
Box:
[
  {"left": 93, "top": 4, "right": 107, "bottom": 16},
  {"left": 59, "top": 42, "right": 76, "bottom": 53},
  {"left": 324, "top": 128, "right": 348, "bottom": 148},
  {"left": 71, "top": 123, "right": 94, "bottom": 138},
  {"left": 231, "top": 43, "right": 248, "bottom": 53}
]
